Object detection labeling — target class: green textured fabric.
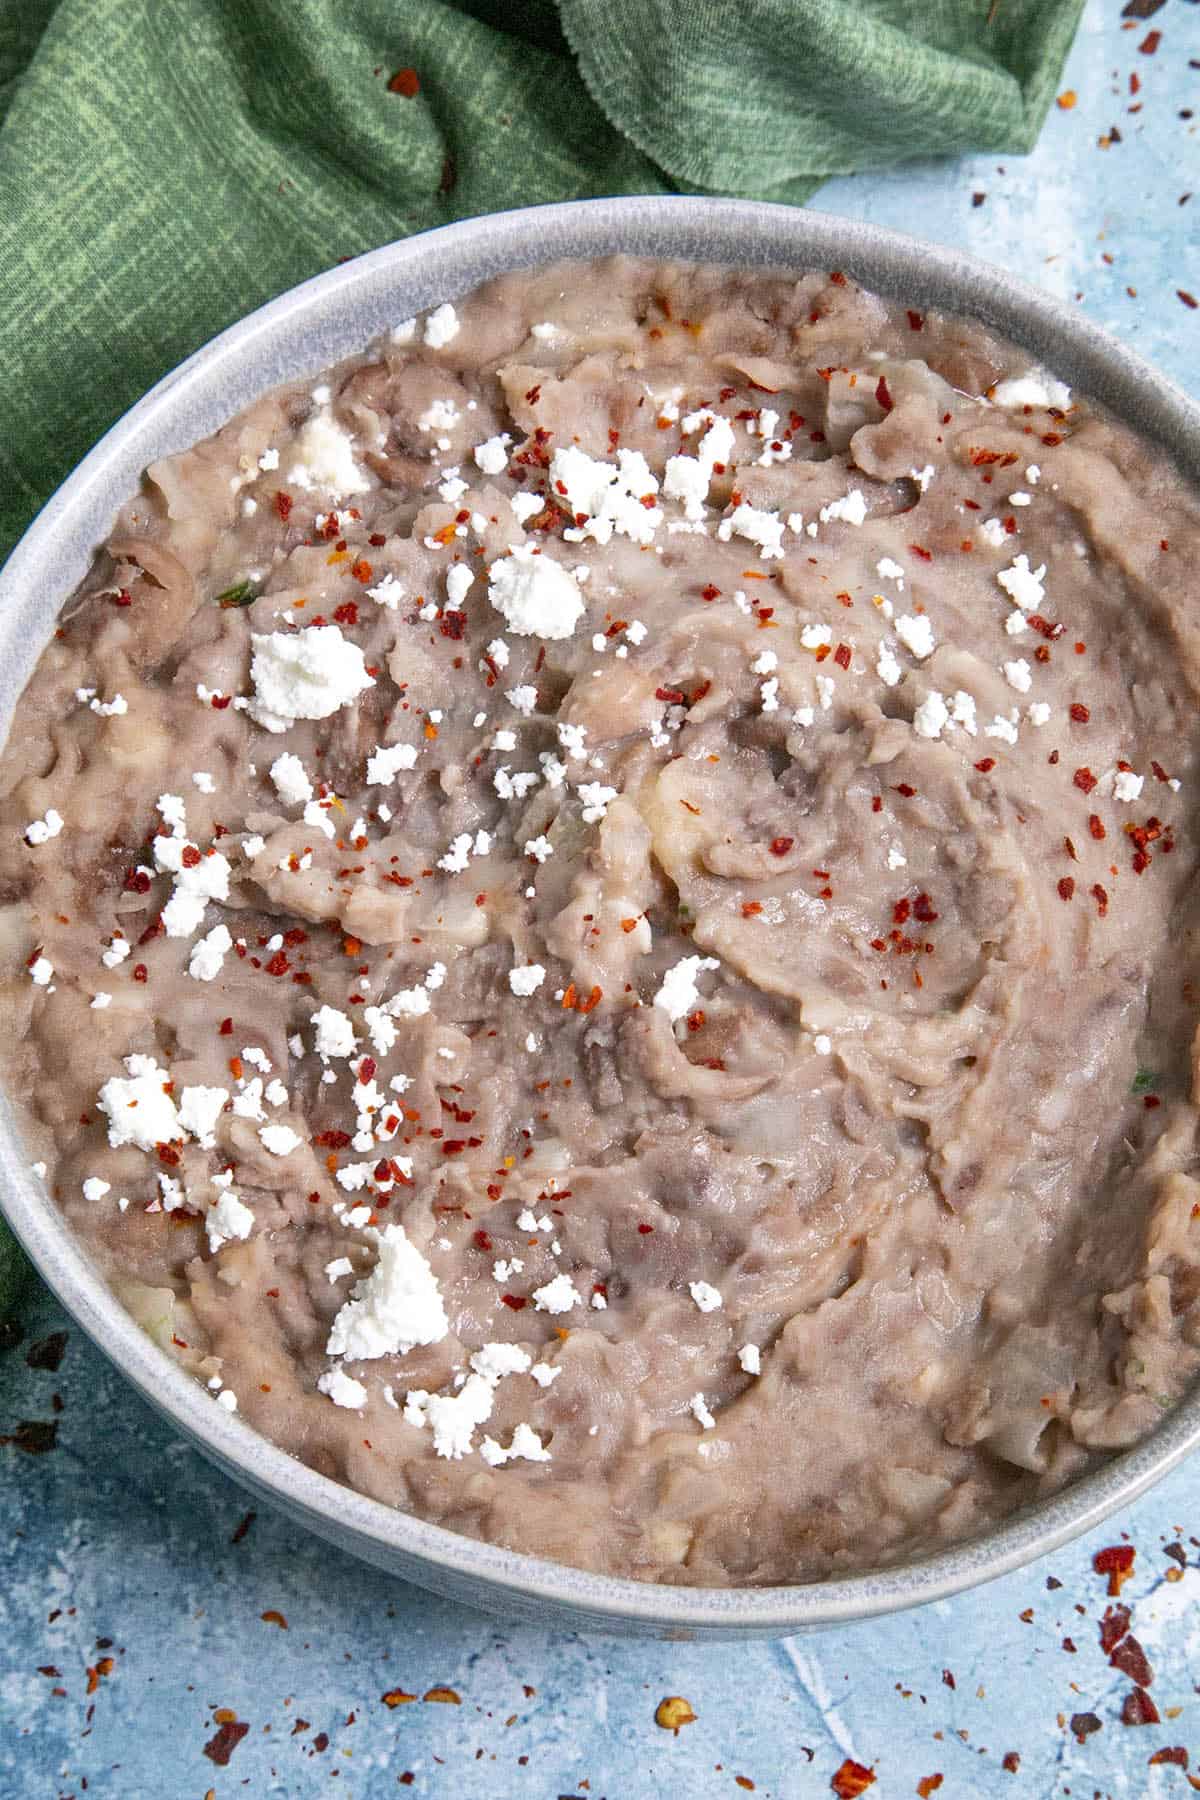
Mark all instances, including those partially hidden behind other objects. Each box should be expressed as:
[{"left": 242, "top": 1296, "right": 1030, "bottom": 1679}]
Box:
[{"left": 0, "top": 0, "right": 1082, "bottom": 1315}]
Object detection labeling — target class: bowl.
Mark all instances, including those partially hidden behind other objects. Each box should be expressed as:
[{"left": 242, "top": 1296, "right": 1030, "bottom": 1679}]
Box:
[{"left": 3, "top": 196, "right": 1199, "bottom": 1639}]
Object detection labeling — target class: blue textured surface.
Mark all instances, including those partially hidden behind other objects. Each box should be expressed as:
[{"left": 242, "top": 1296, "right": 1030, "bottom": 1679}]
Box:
[{"left": 3, "top": 2, "right": 1200, "bottom": 1793}]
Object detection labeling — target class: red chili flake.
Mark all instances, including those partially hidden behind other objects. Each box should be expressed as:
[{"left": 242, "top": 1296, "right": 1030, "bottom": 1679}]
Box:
[
  {"left": 892, "top": 897, "right": 912, "bottom": 926},
  {"left": 439, "top": 609, "right": 467, "bottom": 640},
  {"left": 1069, "top": 702, "right": 1090, "bottom": 724},
  {"left": 1028, "top": 614, "right": 1065, "bottom": 641},
  {"left": 906, "top": 309, "right": 924, "bottom": 332},
  {"left": 833, "top": 643, "right": 852, "bottom": 671},
  {"left": 1111, "top": 1636, "right": 1154, "bottom": 1686},
  {"left": 109, "top": 586, "right": 133, "bottom": 607},
  {"left": 973, "top": 757, "right": 996, "bottom": 774},
  {"left": 180, "top": 844, "right": 202, "bottom": 869},
  {"left": 368, "top": 532, "right": 386, "bottom": 547},
  {"left": 357, "top": 1056, "right": 377, "bottom": 1085},
  {"left": 637, "top": 1222, "right": 655, "bottom": 1234},
  {"left": 264, "top": 951, "right": 290, "bottom": 977},
  {"left": 894, "top": 783, "right": 917, "bottom": 797},
  {"left": 1122, "top": 1688, "right": 1160, "bottom": 1727},
  {"left": 874, "top": 376, "right": 894, "bottom": 413},
  {"left": 1139, "top": 27, "right": 1161, "bottom": 53},
  {"left": 283, "top": 926, "right": 308, "bottom": 947},
  {"left": 1148, "top": 1748, "right": 1190, "bottom": 1769},
  {"left": 1087, "top": 813, "right": 1106, "bottom": 842},
  {"left": 871, "top": 796, "right": 882, "bottom": 813},
  {"left": 524, "top": 383, "right": 542, "bottom": 406},
  {"left": 655, "top": 686, "right": 686, "bottom": 705},
  {"left": 1179, "top": 290, "right": 1199, "bottom": 310},
  {"left": 350, "top": 558, "right": 373, "bottom": 584},
  {"left": 908, "top": 544, "right": 932, "bottom": 561},
  {"left": 769, "top": 836, "right": 794, "bottom": 857},
  {"left": 1073, "top": 767, "right": 1098, "bottom": 794},
  {"left": 916, "top": 1780, "right": 943, "bottom": 1799},
  {"left": 1144, "top": 1094, "right": 1161, "bottom": 1110},
  {"left": 314, "top": 1130, "right": 352, "bottom": 1149},
  {"left": 132, "top": 963, "right": 148, "bottom": 983},
  {"left": 203, "top": 1720, "right": 250, "bottom": 1766},
  {"left": 1070, "top": 1712, "right": 1103, "bottom": 1744},
  {"left": 1094, "top": 1544, "right": 1136, "bottom": 1595},
  {"left": 501, "top": 1294, "right": 527, "bottom": 1311},
  {"left": 333, "top": 600, "right": 359, "bottom": 626},
  {"left": 830, "top": 1760, "right": 876, "bottom": 1798},
  {"left": 274, "top": 491, "right": 293, "bottom": 521},
  {"left": 1057, "top": 877, "right": 1075, "bottom": 902},
  {"left": 471, "top": 1229, "right": 493, "bottom": 1252},
  {"left": 912, "top": 893, "right": 938, "bottom": 923},
  {"left": 124, "top": 868, "right": 152, "bottom": 894},
  {"left": 388, "top": 66, "right": 420, "bottom": 96},
  {"left": 1064, "top": 836, "right": 1078, "bottom": 862}
]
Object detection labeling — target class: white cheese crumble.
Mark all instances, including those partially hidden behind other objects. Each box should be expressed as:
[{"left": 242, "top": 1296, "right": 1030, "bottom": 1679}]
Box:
[
  {"left": 550, "top": 445, "right": 663, "bottom": 546},
  {"left": 689, "top": 1280, "right": 723, "bottom": 1313},
  {"left": 1112, "top": 769, "right": 1144, "bottom": 802},
  {"left": 654, "top": 955, "right": 720, "bottom": 1023},
  {"left": 152, "top": 828, "right": 232, "bottom": 938},
  {"left": 895, "top": 614, "right": 935, "bottom": 661},
  {"left": 206, "top": 1187, "right": 254, "bottom": 1252},
  {"left": 269, "top": 752, "right": 313, "bottom": 807},
  {"left": 1003, "top": 658, "right": 1033, "bottom": 694},
  {"left": 488, "top": 546, "right": 585, "bottom": 640},
  {"left": 818, "top": 489, "right": 868, "bottom": 527},
  {"left": 27, "top": 956, "right": 53, "bottom": 986},
  {"left": 949, "top": 691, "right": 978, "bottom": 736},
  {"left": 24, "top": 809, "right": 63, "bottom": 845},
  {"left": 876, "top": 642, "right": 903, "bottom": 688},
  {"left": 287, "top": 411, "right": 371, "bottom": 497},
  {"left": 992, "top": 372, "right": 1071, "bottom": 410},
  {"left": 523, "top": 834, "right": 553, "bottom": 863},
  {"left": 912, "top": 691, "right": 949, "bottom": 740},
  {"left": 997, "top": 555, "right": 1046, "bottom": 613},
  {"left": 739, "top": 1344, "right": 761, "bottom": 1376},
  {"left": 366, "top": 740, "right": 418, "bottom": 785},
  {"left": 474, "top": 433, "right": 511, "bottom": 475},
  {"left": 510, "top": 492, "right": 544, "bottom": 526},
  {"left": 318, "top": 1368, "right": 369, "bottom": 1410},
  {"left": 984, "top": 712, "right": 1020, "bottom": 745},
  {"left": 532, "top": 1273, "right": 581, "bottom": 1315},
  {"left": 423, "top": 302, "right": 460, "bottom": 348},
  {"left": 578, "top": 782, "right": 617, "bottom": 823},
  {"left": 249, "top": 626, "right": 374, "bottom": 733},
  {"left": 82, "top": 1177, "right": 110, "bottom": 1203},
  {"left": 177, "top": 1085, "right": 228, "bottom": 1148},
  {"left": 259, "top": 1123, "right": 302, "bottom": 1157},
  {"left": 366, "top": 572, "right": 405, "bottom": 609},
  {"left": 98, "top": 1055, "right": 179, "bottom": 1150},
  {"left": 480, "top": 1423, "right": 552, "bottom": 1467},
  {"left": 690, "top": 1393, "right": 717, "bottom": 1431},
  {"left": 1026, "top": 701, "right": 1052, "bottom": 727},
  {"left": 326, "top": 1223, "right": 449, "bottom": 1360},
  {"left": 445, "top": 562, "right": 474, "bottom": 608},
  {"left": 509, "top": 964, "right": 546, "bottom": 997},
  {"left": 716, "top": 503, "right": 784, "bottom": 559}
]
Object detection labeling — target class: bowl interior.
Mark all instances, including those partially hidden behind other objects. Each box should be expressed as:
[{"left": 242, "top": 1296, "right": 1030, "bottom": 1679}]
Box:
[{"left": 3, "top": 195, "right": 1200, "bottom": 1637}]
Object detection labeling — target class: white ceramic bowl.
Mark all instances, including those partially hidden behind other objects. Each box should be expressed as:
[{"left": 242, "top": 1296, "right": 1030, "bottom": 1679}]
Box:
[{"left": 3, "top": 197, "right": 1199, "bottom": 1639}]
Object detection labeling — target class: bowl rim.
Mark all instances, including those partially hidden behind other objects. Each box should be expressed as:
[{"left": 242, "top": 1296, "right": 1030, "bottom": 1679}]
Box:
[{"left": 3, "top": 193, "right": 1200, "bottom": 1635}]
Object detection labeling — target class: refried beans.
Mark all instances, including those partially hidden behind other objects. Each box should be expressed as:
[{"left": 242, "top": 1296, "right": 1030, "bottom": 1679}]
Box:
[{"left": 2, "top": 257, "right": 1199, "bottom": 1586}]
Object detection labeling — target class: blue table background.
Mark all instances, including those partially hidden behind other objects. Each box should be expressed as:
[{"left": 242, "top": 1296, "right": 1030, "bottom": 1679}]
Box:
[{"left": 3, "top": 4, "right": 1198, "bottom": 1794}]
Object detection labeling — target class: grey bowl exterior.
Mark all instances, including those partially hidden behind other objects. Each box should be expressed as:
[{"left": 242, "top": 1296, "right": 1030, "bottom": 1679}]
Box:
[{"left": 2, "top": 197, "right": 1200, "bottom": 1639}]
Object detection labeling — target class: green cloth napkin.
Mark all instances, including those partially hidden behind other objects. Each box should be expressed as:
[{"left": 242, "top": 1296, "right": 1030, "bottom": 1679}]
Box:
[{"left": 0, "top": 0, "right": 1082, "bottom": 1320}]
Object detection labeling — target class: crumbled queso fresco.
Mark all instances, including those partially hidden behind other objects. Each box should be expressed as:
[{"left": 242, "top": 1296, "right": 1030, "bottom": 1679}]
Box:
[{"left": 4, "top": 258, "right": 1200, "bottom": 1588}]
